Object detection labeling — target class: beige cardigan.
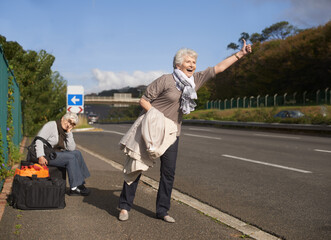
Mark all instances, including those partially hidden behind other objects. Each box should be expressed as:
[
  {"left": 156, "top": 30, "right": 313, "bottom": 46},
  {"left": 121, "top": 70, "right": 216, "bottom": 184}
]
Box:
[{"left": 119, "top": 108, "right": 178, "bottom": 184}]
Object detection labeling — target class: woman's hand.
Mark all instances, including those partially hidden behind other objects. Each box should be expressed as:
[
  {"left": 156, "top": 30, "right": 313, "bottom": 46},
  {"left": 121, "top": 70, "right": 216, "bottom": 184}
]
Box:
[
  {"left": 214, "top": 39, "right": 252, "bottom": 74},
  {"left": 240, "top": 39, "right": 252, "bottom": 55},
  {"left": 38, "top": 156, "right": 48, "bottom": 166},
  {"left": 67, "top": 125, "right": 73, "bottom": 133}
]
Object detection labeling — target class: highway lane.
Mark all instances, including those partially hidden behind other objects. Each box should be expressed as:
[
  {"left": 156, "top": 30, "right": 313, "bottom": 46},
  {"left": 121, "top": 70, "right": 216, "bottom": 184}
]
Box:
[{"left": 74, "top": 124, "right": 331, "bottom": 240}]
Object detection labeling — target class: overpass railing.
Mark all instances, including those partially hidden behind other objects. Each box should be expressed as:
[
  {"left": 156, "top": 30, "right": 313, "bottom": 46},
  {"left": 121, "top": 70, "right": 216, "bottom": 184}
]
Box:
[{"left": 85, "top": 96, "right": 140, "bottom": 104}]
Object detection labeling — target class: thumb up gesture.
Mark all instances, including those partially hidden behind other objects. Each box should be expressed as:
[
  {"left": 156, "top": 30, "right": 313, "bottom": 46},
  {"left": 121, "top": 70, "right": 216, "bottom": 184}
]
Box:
[{"left": 241, "top": 39, "right": 252, "bottom": 55}]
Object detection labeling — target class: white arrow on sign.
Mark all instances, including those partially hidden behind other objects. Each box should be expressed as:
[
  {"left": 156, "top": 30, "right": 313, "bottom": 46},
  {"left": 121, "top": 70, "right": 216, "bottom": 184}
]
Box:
[{"left": 71, "top": 96, "right": 79, "bottom": 104}]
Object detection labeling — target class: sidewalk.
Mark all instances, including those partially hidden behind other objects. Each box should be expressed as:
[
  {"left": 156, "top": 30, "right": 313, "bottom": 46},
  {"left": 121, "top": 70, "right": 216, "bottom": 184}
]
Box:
[
  {"left": 0, "top": 140, "right": 248, "bottom": 240},
  {"left": 0, "top": 137, "right": 27, "bottom": 221}
]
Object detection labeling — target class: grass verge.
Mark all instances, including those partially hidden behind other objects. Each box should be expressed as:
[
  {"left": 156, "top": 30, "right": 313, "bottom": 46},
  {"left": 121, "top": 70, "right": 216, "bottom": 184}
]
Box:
[
  {"left": 184, "top": 105, "right": 331, "bottom": 125},
  {"left": 76, "top": 114, "right": 92, "bottom": 129}
]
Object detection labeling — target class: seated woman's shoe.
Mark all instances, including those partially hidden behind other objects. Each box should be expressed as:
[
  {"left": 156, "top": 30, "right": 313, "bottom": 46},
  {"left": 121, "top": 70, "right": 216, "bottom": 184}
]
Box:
[
  {"left": 119, "top": 209, "right": 129, "bottom": 221},
  {"left": 69, "top": 184, "right": 90, "bottom": 196}
]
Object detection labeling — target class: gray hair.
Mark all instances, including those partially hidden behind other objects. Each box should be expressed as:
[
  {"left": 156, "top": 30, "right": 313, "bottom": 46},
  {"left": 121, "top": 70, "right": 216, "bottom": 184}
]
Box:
[
  {"left": 173, "top": 48, "right": 198, "bottom": 69},
  {"left": 62, "top": 112, "right": 79, "bottom": 124}
]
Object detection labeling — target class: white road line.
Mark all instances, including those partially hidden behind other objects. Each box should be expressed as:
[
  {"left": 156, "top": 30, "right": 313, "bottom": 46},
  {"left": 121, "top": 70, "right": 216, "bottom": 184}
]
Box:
[
  {"left": 103, "top": 130, "right": 125, "bottom": 136},
  {"left": 314, "top": 149, "right": 331, "bottom": 153},
  {"left": 222, "top": 154, "right": 312, "bottom": 174},
  {"left": 184, "top": 133, "right": 221, "bottom": 140},
  {"left": 188, "top": 127, "right": 212, "bottom": 132},
  {"left": 77, "top": 144, "right": 280, "bottom": 240},
  {"left": 254, "top": 134, "right": 300, "bottom": 140},
  {"left": 77, "top": 144, "right": 123, "bottom": 170}
]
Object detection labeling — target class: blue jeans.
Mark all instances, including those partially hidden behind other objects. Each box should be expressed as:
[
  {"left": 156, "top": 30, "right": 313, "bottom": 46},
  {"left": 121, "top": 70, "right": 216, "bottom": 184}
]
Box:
[
  {"left": 119, "top": 138, "right": 179, "bottom": 218},
  {"left": 49, "top": 150, "right": 90, "bottom": 188}
]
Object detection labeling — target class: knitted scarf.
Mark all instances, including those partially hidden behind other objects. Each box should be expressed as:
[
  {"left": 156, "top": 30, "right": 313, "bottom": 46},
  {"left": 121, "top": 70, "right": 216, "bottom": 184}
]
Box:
[
  {"left": 173, "top": 69, "right": 197, "bottom": 114},
  {"left": 54, "top": 119, "right": 68, "bottom": 152}
]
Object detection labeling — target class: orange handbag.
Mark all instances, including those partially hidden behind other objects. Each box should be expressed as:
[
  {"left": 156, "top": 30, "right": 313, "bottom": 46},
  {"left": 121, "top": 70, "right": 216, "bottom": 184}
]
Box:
[{"left": 14, "top": 164, "right": 50, "bottom": 178}]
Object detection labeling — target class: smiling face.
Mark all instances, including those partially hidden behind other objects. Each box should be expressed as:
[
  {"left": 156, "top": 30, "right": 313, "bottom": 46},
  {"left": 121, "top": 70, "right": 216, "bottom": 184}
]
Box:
[{"left": 176, "top": 55, "right": 197, "bottom": 78}]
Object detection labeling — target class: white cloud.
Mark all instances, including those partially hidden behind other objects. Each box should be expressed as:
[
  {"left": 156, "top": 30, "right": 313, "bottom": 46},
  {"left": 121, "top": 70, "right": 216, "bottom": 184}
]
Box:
[
  {"left": 249, "top": 0, "right": 330, "bottom": 27},
  {"left": 91, "top": 69, "right": 168, "bottom": 93},
  {"left": 284, "top": 0, "right": 331, "bottom": 27}
]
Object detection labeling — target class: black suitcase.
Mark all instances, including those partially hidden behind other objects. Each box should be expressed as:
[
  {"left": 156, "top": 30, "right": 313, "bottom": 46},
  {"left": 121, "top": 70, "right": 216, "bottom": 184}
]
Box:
[
  {"left": 9, "top": 174, "right": 66, "bottom": 210},
  {"left": 48, "top": 166, "right": 67, "bottom": 182}
]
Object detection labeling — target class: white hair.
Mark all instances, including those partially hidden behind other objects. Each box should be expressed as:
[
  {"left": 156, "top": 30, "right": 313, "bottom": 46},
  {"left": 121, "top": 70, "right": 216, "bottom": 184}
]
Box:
[
  {"left": 173, "top": 48, "right": 198, "bottom": 69},
  {"left": 62, "top": 112, "right": 79, "bottom": 124}
]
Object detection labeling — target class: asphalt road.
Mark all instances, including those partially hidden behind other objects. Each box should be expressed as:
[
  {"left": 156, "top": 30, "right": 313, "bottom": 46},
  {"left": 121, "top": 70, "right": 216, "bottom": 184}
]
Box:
[{"left": 74, "top": 124, "right": 331, "bottom": 240}]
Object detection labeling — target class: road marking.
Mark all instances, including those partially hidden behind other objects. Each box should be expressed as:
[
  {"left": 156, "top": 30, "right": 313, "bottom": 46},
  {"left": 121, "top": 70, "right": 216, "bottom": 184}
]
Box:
[
  {"left": 314, "top": 149, "right": 331, "bottom": 153},
  {"left": 188, "top": 127, "right": 212, "bottom": 132},
  {"left": 222, "top": 154, "right": 312, "bottom": 174},
  {"left": 184, "top": 133, "right": 221, "bottom": 140},
  {"left": 254, "top": 134, "right": 300, "bottom": 140},
  {"left": 77, "top": 144, "right": 281, "bottom": 240},
  {"left": 103, "top": 130, "right": 125, "bottom": 136},
  {"left": 77, "top": 144, "right": 123, "bottom": 170},
  {"left": 72, "top": 127, "right": 95, "bottom": 132}
]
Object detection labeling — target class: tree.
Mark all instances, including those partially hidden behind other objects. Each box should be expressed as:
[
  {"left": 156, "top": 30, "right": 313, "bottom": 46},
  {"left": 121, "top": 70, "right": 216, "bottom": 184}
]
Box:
[
  {"left": 238, "top": 32, "right": 250, "bottom": 43},
  {"left": 196, "top": 86, "right": 211, "bottom": 109},
  {"left": 249, "top": 33, "right": 264, "bottom": 43},
  {"left": 0, "top": 35, "right": 67, "bottom": 135},
  {"left": 212, "top": 21, "right": 330, "bottom": 100},
  {"left": 227, "top": 32, "right": 250, "bottom": 51},
  {"left": 227, "top": 43, "right": 239, "bottom": 50},
  {"left": 261, "top": 21, "right": 301, "bottom": 40}
]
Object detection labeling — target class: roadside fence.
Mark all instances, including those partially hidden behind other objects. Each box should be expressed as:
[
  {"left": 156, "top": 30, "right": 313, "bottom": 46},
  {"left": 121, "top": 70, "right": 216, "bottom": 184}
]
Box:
[
  {"left": 206, "top": 88, "right": 331, "bottom": 110},
  {"left": 0, "top": 45, "right": 22, "bottom": 165}
]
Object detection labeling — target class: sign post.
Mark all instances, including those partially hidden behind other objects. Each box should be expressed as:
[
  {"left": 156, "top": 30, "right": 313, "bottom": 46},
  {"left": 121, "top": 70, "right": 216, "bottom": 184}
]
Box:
[{"left": 67, "top": 85, "right": 84, "bottom": 114}]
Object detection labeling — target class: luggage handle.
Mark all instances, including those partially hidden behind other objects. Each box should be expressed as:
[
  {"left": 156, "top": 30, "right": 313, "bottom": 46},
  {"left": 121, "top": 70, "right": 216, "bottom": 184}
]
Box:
[
  {"left": 33, "top": 136, "right": 53, "bottom": 149},
  {"left": 29, "top": 175, "right": 53, "bottom": 182}
]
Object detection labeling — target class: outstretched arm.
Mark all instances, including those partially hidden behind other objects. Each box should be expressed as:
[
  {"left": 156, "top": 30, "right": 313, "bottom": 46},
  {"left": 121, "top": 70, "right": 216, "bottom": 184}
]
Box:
[{"left": 214, "top": 39, "right": 252, "bottom": 74}]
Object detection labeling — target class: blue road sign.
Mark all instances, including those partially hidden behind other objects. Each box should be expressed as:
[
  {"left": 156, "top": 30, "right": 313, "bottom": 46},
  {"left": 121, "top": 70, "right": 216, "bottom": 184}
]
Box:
[{"left": 68, "top": 94, "right": 83, "bottom": 106}]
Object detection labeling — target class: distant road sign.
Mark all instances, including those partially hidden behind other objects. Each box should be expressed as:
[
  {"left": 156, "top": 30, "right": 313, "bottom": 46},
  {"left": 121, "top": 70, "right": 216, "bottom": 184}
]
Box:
[
  {"left": 67, "top": 85, "right": 84, "bottom": 113},
  {"left": 68, "top": 94, "right": 83, "bottom": 106}
]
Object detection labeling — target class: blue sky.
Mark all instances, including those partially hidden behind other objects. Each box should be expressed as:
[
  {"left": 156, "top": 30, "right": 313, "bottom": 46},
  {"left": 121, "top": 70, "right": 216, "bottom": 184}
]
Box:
[{"left": 1, "top": 0, "right": 330, "bottom": 93}]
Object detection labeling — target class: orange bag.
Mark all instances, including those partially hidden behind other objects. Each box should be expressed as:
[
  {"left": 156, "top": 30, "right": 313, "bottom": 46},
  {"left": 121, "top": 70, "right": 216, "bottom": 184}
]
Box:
[{"left": 14, "top": 164, "right": 49, "bottom": 178}]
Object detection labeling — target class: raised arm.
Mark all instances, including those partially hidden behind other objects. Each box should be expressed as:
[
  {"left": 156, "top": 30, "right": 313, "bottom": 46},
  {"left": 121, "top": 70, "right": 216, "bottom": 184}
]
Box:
[{"left": 214, "top": 39, "right": 252, "bottom": 74}]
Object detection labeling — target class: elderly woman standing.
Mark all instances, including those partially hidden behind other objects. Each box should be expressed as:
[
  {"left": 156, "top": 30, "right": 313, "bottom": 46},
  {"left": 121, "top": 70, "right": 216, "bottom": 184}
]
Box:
[
  {"left": 119, "top": 40, "right": 252, "bottom": 222},
  {"left": 36, "top": 112, "right": 91, "bottom": 196}
]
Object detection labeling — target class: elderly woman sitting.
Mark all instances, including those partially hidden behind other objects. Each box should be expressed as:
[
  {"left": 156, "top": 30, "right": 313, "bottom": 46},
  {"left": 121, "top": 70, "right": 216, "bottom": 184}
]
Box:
[{"left": 35, "top": 112, "right": 91, "bottom": 196}]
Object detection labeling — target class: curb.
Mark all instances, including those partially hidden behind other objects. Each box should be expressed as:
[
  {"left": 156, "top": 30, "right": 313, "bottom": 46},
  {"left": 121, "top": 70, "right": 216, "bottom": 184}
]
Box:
[
  {"left": 0, "top": 136, "right": 27, "bottom": 221},
  {"left": 72, "top": 127, "right": 103, "bottom": 132}
]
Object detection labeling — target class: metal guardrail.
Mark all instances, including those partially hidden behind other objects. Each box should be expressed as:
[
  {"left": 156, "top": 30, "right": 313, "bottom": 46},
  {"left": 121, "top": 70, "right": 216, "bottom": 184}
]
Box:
[
  {"left": 183, "top": 119, "right": 331, "bottom": 134},
  {"left": 99, "top": 118, "right": 331, "bottom": 135},
  {"left": 85, "top": 96, "right": 140, "bottom": 104}
]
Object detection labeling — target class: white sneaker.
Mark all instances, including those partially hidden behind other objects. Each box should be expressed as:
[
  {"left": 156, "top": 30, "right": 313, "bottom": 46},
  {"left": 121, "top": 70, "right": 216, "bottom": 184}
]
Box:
[
  {"left": 119, "top": 210, "right": 129, "bottom": 221},
  {"left": 163, "top": 215, "right": 175, "bottom": 223}
]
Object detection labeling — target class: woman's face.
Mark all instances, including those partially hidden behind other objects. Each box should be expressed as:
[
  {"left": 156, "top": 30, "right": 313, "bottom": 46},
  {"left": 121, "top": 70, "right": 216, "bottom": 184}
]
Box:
[
  {"left": 177, "top": 55, "right": 196, "bottom": 78},
  {"left": 61, "top": 117, "right": 76, "bottom": 131}
]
